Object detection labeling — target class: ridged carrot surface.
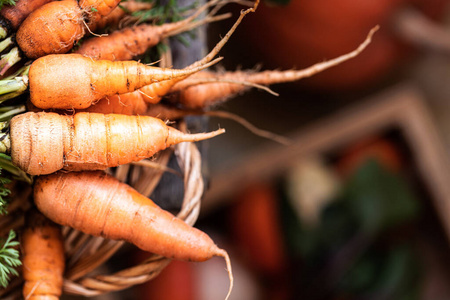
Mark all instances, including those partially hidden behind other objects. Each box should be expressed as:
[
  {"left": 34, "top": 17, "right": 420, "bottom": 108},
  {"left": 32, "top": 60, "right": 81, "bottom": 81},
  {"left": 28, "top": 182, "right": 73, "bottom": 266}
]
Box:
[{"left": 10, "top": 112, "right": 224, "bottom": 175}]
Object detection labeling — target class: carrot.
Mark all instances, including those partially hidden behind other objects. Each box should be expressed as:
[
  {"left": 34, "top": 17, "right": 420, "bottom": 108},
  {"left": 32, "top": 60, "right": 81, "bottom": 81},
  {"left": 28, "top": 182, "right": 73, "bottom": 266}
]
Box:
[
  {"left": 9, "top": 111, "right": 225, "bottom": 175},
  {"left": 16, "top": 0, "right": 124, "bottom": 58},
  {"left": 28, "top": 53, "right": 220, "bottom": 109},
  {"left": 0, "top": 0, "right": 53, "bottom": 35},
  {"left": 33, "top": 170, "right": 233, "bottom": 300},
  {"left": 169, "top": 26, "right": 379, "bottom": 109},
  {"left": 78, "top": 1, "right": 258, "bottom": 113},
  {"left": 21, "top": 208, "right": 65, "bottom": 300},
  {"left": 75, "top": 0, "right": 228, "bottom": 61}
]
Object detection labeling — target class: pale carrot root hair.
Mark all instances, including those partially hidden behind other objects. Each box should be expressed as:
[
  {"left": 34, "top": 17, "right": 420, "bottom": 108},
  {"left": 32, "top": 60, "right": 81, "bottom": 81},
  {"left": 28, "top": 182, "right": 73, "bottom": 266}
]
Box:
[
  {"left": 28, "top": 53, "right": 221, "bottom": 109},
  {"left": 33, "top": 170, "right": 234, "bottom": 299},
  {"left": 9, "top": 111, "right": 225, "bottom": 175},
  {"left": 21, "top": 209, "right": 65, "bottom": 300}
]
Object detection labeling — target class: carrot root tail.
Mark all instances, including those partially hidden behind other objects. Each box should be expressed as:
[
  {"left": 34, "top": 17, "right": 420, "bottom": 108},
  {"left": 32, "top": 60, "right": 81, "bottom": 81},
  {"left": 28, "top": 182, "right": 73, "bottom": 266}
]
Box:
[{"left": 216, "top": 248, "right": 234, "bottom": 300}]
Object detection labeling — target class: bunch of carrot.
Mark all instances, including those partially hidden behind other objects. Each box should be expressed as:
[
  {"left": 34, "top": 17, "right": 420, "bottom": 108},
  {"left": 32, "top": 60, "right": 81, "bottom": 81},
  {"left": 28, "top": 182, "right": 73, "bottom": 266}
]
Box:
[{"left": 0, "top": 0, "right": 377, "bottom": 298}]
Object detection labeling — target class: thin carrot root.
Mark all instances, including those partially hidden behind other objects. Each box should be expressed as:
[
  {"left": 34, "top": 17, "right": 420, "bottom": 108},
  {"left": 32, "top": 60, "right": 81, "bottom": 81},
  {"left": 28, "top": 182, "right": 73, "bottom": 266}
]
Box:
[
  {"left": 216, "top": 248, "right": 234, "bottom": 300},
  {"left": 167, "top": 25, "right": 379, "bottom": 109},
  {"left": 100, "top": 0, "right": 258, "bottom": 108}
]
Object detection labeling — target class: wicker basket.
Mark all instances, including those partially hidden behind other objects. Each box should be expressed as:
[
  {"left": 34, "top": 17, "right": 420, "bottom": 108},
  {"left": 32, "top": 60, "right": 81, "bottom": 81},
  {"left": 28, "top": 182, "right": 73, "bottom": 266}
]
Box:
[{"left": 0, "top": 137, "right": 205, "bottom": 299}]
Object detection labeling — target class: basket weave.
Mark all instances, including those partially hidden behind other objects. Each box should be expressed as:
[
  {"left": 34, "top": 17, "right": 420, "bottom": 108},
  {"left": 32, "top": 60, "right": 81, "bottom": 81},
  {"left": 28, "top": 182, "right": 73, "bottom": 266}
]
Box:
[{"left": 0, "top": 138, "right": 204, "bottom": 299}]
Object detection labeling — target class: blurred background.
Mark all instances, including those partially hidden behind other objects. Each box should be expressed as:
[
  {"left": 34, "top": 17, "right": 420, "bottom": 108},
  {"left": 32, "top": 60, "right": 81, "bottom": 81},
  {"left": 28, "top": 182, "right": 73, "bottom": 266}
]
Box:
[{"left": 75, "top": 0, "right": 450, "bottom": 299}]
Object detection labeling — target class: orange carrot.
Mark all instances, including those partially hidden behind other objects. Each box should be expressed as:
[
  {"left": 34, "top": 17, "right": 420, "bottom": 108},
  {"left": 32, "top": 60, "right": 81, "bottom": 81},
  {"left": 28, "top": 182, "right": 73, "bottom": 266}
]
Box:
[
  {"left": 169, "top": 26, "right": 379, "bottom": 108},
  {"left": 28, "top": 53, "right": 220, "bottom": 109},
  {"left": 77, "top": 1, "right": 258, "bottom": 113},
  {"left": 21, "top": 208, "right": 65, "bottom": 300},
  {"left": 16, "top": 0, "right": 86, "bottom": 58},
  {"left": 16, "top": 0, "right": 123, "bottom": 58},
  {"left": 80, "top": 0, "right": 123, "bottom": 25},
  {"left": 76, "top": 0, "right": 227, "bottom": 61},
  {"left": 33, "top": 170, "right": 233, "bottom": 300},
  {"left": 9, "top": 111, "right": 225, "bottom": 175}
]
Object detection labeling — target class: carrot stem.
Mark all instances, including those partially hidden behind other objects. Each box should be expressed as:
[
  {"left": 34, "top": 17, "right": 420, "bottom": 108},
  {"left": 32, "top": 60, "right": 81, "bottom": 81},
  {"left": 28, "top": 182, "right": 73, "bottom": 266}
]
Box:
[
  {"left": 0, "top": 47, "right": 21, "bottom": 76},
  {"left": 0, "top": 27, "right": 7, "bottom": 40},
  {"left": 0, "top": 36, "right": 12, "bottom": 53},
  {"left": 0, "top": 65, "right": 29, "bottom": 102},
  {"left": 0, "top": 153, "right": 32, "bottom": 184}
]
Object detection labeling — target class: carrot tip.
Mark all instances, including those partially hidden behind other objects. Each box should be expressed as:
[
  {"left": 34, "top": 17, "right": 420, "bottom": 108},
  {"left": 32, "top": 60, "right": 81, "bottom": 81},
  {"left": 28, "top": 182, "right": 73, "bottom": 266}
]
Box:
[{"left": 216, "top": 248, "right": 234, "bottom": 300}]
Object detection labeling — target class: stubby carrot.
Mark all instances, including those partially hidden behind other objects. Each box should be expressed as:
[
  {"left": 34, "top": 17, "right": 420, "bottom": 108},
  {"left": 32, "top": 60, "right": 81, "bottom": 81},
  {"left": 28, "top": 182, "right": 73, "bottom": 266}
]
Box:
[
  {"left": 21, "top": 208, "right": 65, "bottom": 300},
  {"left": 16, "top": 0, "right": 86, "bottom": 58},
  {"left": 16, "top": 0, "right": 123, "bottom": 58},
  {"left": 169, "top": 26, "right": 379, "bottom": 108},
  {"left": 28, "top": 53, "right": 220, "bottom": 109},
  {"left": 9, "top": 111, "right": 225, "bottom": 175},
  {"left": 33, "top": 170, "right": 233, "bottom": 300}
]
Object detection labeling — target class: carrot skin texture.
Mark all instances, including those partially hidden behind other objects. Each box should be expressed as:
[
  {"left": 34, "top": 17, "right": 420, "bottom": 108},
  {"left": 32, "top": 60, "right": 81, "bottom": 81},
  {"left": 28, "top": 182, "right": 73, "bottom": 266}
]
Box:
[
  {"left": 33, "top": 170, "right": 222, "bottom": 262},
  {"left": 0, "top": 0, "right": 53, "bottom": 31},
  {"left": 16, "top": 0, "right": 85, "bottom": 59},
  {"left": 28, "top": 53, "right": 216, "bottom": 109},
  {"left": 22, "top": 209, "right": 65, "bottom": 300},
  {"left": 76, "top": 24, "right": 166, "bottom": 61},
  {"left": 10, "top": 111, "right": 224, "bottom": 175},
  {"left": 80, "top": 0, "right": 121, "bottom": 24}
]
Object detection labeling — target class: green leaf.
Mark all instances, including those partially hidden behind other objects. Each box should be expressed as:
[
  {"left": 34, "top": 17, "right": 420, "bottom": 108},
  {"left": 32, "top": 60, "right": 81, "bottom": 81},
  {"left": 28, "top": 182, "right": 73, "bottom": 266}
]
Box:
[
  {"left": 0, "top": 230, "right": 21, "bottom": 288},
  {"left": 0, "top": 0, "right": 16, "bottom": 10}
]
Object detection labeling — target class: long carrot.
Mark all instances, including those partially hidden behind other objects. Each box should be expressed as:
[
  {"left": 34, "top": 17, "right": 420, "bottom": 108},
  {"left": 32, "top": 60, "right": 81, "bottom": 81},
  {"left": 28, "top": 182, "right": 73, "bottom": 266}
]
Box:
[
  {"left": 169, "top": 26, "right": 379, "bottom": 108},
  {"left": 76, "top": 0, "right": 228, "bottom": 61},
  {"left": 9, "top": 111, "right": 225, "bottom": 175},
  {"left": 21, "top": 208, "right": 65, "bottom": 300},
  {"left": 28, "top": 53, "right": 220, "bottom": 109},
  {"left": 33, "top": 170, "right": 233, "bottom": 300},
  {"left": 78, "top": 0, "right": 258, "bottom": 113}
]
